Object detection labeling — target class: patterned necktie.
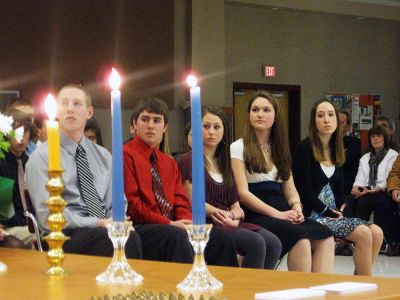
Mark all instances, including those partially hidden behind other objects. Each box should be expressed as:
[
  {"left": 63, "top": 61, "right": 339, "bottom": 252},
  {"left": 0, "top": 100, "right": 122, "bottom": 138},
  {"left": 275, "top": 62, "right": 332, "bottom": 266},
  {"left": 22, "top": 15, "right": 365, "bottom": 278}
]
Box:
[
  {"left": 150, "top": 151, "right": 172, "bottom": 219},
  {"left": 17, "top": 158, "right": 28, "bottom": 212},
  {"left": 75, "top": 145, "right": 105, "bottom": 218}
]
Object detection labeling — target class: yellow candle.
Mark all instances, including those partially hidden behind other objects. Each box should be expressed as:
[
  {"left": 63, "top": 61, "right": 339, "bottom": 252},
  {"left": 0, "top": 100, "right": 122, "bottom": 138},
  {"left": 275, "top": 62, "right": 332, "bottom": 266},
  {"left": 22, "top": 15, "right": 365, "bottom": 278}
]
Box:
[{"left": 45, "top": 94, "right": 61, "bottom": 171}]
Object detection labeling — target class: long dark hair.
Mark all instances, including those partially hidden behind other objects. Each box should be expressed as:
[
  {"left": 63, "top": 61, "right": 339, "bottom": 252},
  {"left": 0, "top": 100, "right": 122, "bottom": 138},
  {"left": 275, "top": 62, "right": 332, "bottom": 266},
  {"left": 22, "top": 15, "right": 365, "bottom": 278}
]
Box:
[
  {"left": 309, "top": 99, "right": 345, "bottom": 166},
  {"left": 202, "top": 107, "right": 234, "bottom": 189},
  {"left": 243, "top": 91, "right": 291, "bottom": 181}
]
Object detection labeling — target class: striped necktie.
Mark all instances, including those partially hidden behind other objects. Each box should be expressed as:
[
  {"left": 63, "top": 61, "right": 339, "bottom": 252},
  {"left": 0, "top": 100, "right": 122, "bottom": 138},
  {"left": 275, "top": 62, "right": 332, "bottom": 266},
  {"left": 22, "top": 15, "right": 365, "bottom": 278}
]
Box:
[
  {"left": 16, "top": 158, "right": 28, "bottom": 212},
  {"left": 150, "top": 151, "right": 172, "bottom": 219},
  {"left": 75, "top": 144, "right": 105, "bottom": 218}
]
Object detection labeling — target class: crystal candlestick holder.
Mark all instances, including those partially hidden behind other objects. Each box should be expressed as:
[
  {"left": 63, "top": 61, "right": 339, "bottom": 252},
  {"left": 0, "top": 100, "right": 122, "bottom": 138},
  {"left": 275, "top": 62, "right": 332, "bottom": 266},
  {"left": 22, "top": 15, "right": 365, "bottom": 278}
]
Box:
[
  {"left": 177, "top": 224, "right": 223, "bottom": 294},
  {"left": 96, "top": 221, "right": 143, "bottom": 284}
]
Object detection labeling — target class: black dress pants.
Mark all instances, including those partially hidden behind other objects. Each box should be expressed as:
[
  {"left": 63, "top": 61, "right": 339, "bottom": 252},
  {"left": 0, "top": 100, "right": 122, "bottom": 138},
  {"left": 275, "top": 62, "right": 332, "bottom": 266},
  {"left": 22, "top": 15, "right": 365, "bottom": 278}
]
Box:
[
  {"left": 135, "top": 224, "right": 193, "bottom": 263},
  {"left": 135, "top": 224, "right": 238, "bottom": 267},
  {"left": 373, "top": 195, "right": 400, "bottom": 243},
  {"left": 352, "top": 192, "right": 387, "bottom": 221},
  {"left": 61, "top": 227, "right": 142, "bottom": 258}
]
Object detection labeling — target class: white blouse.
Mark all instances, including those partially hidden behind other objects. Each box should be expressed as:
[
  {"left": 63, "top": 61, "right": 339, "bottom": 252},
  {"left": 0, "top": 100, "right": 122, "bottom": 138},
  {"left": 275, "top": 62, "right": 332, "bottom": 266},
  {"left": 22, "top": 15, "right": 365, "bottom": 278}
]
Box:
[
  {"left": 353, "top": 149, "right": 399, "bottom": 190},
  {"left": 320, "top": 164, "right": 335, "bottom": 179},
  {"left": 230, "top": 138, "right": 283, "bottom": 183}
]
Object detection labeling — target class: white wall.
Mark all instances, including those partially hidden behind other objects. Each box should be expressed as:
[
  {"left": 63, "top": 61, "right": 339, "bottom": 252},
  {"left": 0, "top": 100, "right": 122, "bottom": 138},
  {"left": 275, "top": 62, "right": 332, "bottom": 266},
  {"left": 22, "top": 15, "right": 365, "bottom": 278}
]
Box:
[{"left": 223, "top": 3, "right": 400, "bottom": 139}]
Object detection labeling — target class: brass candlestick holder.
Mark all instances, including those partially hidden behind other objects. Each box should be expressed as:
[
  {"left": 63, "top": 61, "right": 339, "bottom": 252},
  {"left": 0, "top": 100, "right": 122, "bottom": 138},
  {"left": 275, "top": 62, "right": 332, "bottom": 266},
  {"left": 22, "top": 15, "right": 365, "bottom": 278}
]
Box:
[
  {"left": 177, "top": 224, "right": 223, "bottom": 296},
  {"left": 43, "top": 169, "right": 70, "bottom": 275}
]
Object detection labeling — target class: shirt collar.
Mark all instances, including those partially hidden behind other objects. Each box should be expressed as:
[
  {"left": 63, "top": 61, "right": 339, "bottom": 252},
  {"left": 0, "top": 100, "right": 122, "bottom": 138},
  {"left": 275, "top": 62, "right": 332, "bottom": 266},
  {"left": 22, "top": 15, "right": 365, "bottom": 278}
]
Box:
[
  {"left": 133, "top": 136, "right": 159, "bottom": 160},
  {"left": 60, "top": 131, "right": 91, "bottom": 156}
]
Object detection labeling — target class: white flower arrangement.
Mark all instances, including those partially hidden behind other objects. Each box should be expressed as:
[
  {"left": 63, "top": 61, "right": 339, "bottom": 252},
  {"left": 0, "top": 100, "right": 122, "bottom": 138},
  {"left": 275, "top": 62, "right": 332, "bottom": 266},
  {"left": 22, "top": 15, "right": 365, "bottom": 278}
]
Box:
[{"left": 0, "top": 112, "right": 24, "bottom": 159}]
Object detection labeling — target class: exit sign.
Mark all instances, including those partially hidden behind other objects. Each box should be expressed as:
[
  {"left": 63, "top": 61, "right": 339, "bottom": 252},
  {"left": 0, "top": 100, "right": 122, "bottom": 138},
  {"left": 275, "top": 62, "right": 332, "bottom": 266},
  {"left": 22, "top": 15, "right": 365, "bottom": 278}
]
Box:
[{"left": 262, "top": 65, "right": 275, "bottom": 77}]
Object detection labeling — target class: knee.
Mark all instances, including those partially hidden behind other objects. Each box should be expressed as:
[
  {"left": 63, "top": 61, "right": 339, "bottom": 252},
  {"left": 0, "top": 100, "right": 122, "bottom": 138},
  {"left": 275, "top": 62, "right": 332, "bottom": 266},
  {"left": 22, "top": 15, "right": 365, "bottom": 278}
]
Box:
[
  {"left": 352, "top": 225, "right": 373, "bottom": 246},
  {"left": 264, "top": 233, "right": 282, "bottom": 257},
  {"left": 293, "top": 239, "right": 311, "bottom": 252},
  {"left": 250, "top": 234, "right": 267, "bottom": 254},
  {"left": 370, "top": 224, "right": 383, "bottom": 242}
]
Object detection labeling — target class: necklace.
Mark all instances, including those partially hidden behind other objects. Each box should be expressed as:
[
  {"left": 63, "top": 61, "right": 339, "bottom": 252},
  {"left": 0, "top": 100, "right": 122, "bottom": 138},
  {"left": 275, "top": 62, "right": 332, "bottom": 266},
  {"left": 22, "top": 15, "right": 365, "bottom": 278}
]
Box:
[{"left": 260, "top": 143, "right": 271, "bottom": 157}]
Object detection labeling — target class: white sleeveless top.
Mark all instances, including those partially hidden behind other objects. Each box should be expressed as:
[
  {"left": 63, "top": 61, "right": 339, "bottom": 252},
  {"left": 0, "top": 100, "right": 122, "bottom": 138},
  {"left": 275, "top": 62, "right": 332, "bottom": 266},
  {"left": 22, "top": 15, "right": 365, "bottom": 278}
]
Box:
[{"left": 230, "top": 138, "right": 283, "bottom": 183}]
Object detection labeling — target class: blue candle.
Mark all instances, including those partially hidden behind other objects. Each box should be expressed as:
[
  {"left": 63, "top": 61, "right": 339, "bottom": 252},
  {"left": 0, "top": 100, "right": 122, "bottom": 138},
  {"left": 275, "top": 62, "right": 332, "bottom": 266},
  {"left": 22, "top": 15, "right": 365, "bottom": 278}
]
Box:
[
  {"left": 188, "top": 76, "right": 206, "bottom": 225},
  {"left": 109, "top": 68, "right": 125, "bottom": 222}
]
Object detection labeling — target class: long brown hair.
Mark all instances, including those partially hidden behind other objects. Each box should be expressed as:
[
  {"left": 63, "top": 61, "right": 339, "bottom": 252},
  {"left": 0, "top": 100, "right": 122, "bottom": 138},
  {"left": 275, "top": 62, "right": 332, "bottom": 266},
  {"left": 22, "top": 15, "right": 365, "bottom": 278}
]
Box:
[
  {"left": 202, "top": 107, "right": 234, "bottom": 189},
  {"left": 243, "top": 91, "right": 291, "bottom": 181},
  {"left": 309, "top": 99, "right": 345, "bottom": 166}
]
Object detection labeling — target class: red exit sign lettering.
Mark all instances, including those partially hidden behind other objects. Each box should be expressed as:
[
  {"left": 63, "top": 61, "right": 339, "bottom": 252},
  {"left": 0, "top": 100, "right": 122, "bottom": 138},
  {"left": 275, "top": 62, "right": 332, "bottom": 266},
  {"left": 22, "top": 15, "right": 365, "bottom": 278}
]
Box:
[{"left": 262, "top": 65, "right": 275, "bottom": 77}]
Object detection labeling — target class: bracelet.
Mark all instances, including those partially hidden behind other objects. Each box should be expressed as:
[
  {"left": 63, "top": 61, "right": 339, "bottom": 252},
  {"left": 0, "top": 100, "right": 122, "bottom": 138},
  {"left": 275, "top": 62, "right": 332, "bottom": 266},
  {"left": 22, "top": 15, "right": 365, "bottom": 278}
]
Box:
[{"left": 289, "top": 201, "right": 303, "bottom": 209}]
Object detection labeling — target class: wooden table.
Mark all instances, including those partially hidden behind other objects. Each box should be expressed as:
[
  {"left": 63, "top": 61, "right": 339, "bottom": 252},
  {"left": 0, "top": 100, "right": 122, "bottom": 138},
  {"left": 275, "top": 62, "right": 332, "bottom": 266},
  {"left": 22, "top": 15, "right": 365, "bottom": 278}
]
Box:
[{"left": 1, "top": 248, "right": 400, "bottom": 299}]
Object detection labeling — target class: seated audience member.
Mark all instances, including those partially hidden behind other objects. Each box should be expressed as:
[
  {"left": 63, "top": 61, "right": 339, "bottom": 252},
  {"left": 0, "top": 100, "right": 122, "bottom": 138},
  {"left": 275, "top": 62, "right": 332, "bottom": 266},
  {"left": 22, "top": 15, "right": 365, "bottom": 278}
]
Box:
[
  {"left": 159, "top": 128, "right": 170, "bottom": 154},
  {"left": 124, "top": 112, "right": 136, "bottom": 143},
  {"left": 123, "top": 97, "right": 238, "bottom": 266},
  {"left": 0, "top": 226, "right": 24, "bottom": 249},
  {"left": 174, "top": 122, "right": 192, "bottom": 162},
  {"left": 179, "top": 107, "right": 282, "bottom": 269},
  {"left": 349, "top": 126, "right": 398, "bottom": 221},
  {"left": 34, "top": 114, "right": 48, "bottom": 147},
  {"left": 293, "top": 99, "right": 383, "bottom": 276},
  {"left": 0, "top": 109, "right": 34, "bottom": 248},
  {"left": 338, "top": 110, "right": 361, "bottom": 196},
  {"left": 26, "top": 84, "right": 142, "bottom": 258},
  {"left": 231, "top": 92, "right": 334, "bottom": 273},
  {"left": 375, "top": 115, "right": 400, "bottom": 152},
  {"left": 5, "top": 97, "right": 36, "bottom": 156},
  {"left": 6, "top": 97, "right": 34, "bottom": 120},
  {"left": 84, "top": 117, "right": 103, "bottom": 146},
  {"left": 377, "top": 154, "right": 400, "bottom": 256}
]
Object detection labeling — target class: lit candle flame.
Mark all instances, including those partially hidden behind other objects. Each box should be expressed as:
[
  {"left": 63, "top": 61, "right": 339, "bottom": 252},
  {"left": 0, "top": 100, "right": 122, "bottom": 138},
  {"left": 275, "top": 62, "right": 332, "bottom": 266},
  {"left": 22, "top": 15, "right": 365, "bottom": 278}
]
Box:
[
  {"left": 109, "top": 68, "right": 121, "bottom": 91},
  {"left": 44, "top": 93, "right": 57, "bottom": 121},
  {"left": 186, "top": 74, "right": 198, "bottom": 88}
]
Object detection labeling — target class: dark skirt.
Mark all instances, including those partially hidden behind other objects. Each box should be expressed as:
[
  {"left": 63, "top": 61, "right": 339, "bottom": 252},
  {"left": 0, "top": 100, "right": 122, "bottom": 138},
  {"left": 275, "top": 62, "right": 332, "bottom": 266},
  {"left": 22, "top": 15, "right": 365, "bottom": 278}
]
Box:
[{"left": 244, "top": 181, "right": 333, "bottom": 256}]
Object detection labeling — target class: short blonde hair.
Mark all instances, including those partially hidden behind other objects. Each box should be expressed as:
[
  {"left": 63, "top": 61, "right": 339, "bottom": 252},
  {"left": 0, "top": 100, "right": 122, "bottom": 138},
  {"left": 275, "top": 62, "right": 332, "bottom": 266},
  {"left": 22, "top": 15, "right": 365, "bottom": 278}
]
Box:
[{"left": 57, "top": 84, "right": 92, "bottom": 107}]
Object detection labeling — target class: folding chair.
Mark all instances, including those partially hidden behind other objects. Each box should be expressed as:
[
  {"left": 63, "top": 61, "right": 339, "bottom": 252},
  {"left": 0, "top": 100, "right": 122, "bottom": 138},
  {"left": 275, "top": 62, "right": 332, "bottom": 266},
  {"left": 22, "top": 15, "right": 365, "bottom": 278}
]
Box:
[
  {"left": 23, "top": 190, "right": 43, "bottom": 252},
  {"left": 334, "top": 237, "right": 354, "bottom": 256}
]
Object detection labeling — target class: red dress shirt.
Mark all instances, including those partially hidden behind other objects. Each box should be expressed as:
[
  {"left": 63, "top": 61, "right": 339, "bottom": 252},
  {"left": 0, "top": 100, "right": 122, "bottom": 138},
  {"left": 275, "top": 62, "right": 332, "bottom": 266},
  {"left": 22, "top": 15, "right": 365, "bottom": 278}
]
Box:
[{"left": 123, "top": 137, "right": 192, "bottom": 224}]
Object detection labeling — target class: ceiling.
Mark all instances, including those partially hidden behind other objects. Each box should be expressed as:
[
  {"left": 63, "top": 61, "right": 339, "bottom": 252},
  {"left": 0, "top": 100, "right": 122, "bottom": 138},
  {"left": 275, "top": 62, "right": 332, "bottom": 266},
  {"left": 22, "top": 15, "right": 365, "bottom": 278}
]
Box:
[{"left": 227, "top": 0, "right": 400, "bottom": 21}]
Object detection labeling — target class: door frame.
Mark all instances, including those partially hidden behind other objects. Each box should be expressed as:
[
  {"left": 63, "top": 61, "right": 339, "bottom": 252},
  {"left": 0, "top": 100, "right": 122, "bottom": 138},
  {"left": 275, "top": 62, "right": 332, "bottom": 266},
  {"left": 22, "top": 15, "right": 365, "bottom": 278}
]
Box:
[{"left": 232, "top": 82, "right": 301, "bottom": 153}]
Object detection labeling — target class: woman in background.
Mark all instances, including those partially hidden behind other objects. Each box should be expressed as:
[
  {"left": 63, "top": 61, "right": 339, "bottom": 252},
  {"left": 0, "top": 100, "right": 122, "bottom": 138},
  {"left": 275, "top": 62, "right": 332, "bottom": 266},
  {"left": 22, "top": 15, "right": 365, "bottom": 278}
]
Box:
[
  {"left": 293, "top": 99, "right": 383, "bottom": 276},
  {"left": 231, "top": 91, "right": 334, "bottom": 273},
  {"left": 84, "top": 117, "right": 103, "bottom": 146},
  {"left": 350, "top": 125, "right": 398, "bottom": 221},
  {"left": 179, "top": 107, "right": 282, "bottom": 269}
]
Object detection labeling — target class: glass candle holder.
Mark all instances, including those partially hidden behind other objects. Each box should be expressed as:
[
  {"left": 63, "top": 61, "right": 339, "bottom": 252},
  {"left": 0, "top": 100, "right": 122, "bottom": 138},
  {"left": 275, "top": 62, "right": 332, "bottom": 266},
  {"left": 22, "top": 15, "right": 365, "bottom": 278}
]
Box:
[
  {"left": 96, "top": 221, "right": 143, "bottom": 285},
  {"left": 177, "top": 224, "right": 223, "bottom": 294}
]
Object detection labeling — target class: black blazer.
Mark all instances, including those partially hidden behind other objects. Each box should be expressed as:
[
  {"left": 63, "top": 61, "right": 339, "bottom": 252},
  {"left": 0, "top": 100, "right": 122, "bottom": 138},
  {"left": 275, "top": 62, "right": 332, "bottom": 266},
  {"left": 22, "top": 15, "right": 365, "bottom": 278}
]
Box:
[{"left": 292, "top": 138, "right": 345, "bottom": 217}]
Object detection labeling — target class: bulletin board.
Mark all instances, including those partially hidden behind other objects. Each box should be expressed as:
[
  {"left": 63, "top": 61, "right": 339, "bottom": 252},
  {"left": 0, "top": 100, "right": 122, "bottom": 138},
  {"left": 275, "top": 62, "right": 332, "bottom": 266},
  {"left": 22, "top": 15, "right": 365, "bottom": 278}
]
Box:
[{"left": 325, "top": 92, "right": 381, "bottom": 149}]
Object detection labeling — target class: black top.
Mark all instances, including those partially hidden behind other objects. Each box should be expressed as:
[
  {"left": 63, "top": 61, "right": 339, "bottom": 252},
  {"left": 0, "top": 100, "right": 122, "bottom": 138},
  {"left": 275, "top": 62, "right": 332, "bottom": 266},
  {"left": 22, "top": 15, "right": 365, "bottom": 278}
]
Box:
[
  {"left": 0, "top": 151, "right": 28, "bottom": 227},
  {"left": 342, "top": 135, "right": 361, "bottom": 196},
  {"left": 292, "top": 138, "right": 345, "bottom": 217}
]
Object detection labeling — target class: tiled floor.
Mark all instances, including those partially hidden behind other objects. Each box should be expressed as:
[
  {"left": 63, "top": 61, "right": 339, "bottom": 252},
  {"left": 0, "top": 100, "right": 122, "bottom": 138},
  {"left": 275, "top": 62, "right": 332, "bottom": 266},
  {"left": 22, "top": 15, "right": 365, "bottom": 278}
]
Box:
[{"left": 277, "top": 254, "right": 400, "bottom": 278}]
